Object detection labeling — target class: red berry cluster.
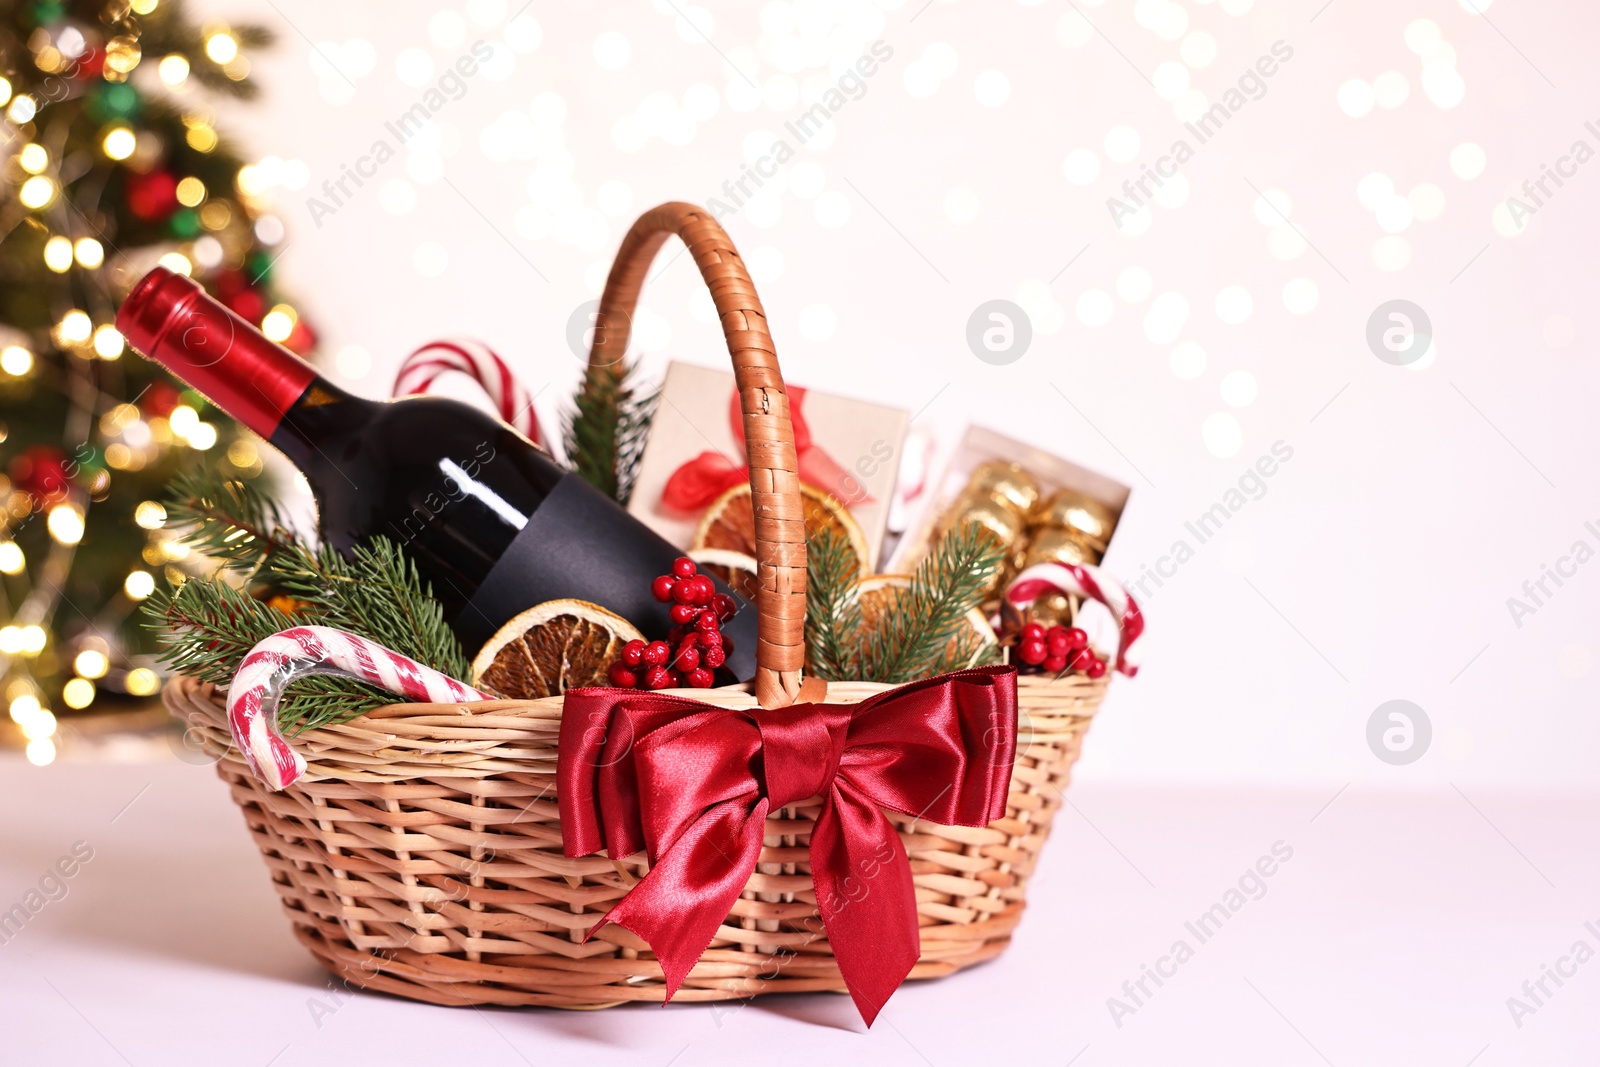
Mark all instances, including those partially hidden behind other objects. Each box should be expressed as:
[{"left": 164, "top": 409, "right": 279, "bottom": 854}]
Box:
[
  {"left": 1014, "top": 622, "right": 1107, "bottom": 680},
  {"left": 607, "top": 557, "right": 738, "bottom": 690}
]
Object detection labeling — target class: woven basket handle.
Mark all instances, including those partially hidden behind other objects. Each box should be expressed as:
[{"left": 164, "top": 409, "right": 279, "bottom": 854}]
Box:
[{"left": 589, "top": 203, "right": 806, "bottom": 709}]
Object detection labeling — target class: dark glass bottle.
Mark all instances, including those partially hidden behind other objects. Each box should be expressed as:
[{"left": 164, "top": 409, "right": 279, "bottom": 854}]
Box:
[{"left": 116, "top": 267, "right": 757, "bottom": 675}]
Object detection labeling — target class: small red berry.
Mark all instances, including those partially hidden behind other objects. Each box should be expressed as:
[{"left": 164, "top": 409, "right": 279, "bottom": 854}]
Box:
[
  {"left": 665, "top": 669, "right": 684, "bottom": 688},
  {"left": 671, "top": 580, "right": 698, "bottom": 605},
  {"left": 642, "top": 666, "right": 672, "bottom": 689},
  {"left": 1043, "top": 653, "right": 1068, "bottom": 674},
  {"left": 695, "top": 610, "right": 720, "bottom": 633},
  {"left": 1065, "top": 627, "right": 1089, "bottom": 651},
  {"left": 1045, "top": 628, "right": 1070, "bottom": 658},
  {"left": 670, "top": 602, "right": 699, "bottom": 624},
  {"left": 642, "top": 640, "right": 671, "bottom": 666},
  {"left": 1085, "top": 658, "right": 1107, "bottom": 680},
  {"left": 674, "top": 646, "right": 701, "bottom": 672},
  {"left": 1020, "top": 622, "right": 1046, "bottom": 643},
  {"left": 691, "top": 574, "right": 716, "bottom": 605},
  {"left": 699, "top": 629, "right": 723, "bottom": 649},
  {"left": 712, "top": 593, "right": 738, "bottom": 622},
  {"left": 672, "top": 556, "right": 698, "bottom": 579},
  {"left": 702, "top": 645, "right": 726, "bottom": 669},
  {"left": 608, "top": 663, "right": 638, "bottom": 687},
  {"left": 1018, "top": 637, "right": 1048, "bottom": 666},
  {"left": 651, "top": 575, "right": 676, "bottom": 603},
  {"left": 1068, "top": 648, "right": 1095, "bottom": 672},
  {"left": 687, "top": 667, "right": 715, "bottom": 688},
  {"left": 621, "top": 639, "right": 645, "bottom": 667}
]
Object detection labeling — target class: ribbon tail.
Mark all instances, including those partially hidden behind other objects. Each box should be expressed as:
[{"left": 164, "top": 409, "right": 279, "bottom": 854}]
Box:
[
  {"left": 810, "top": 790, "right": 920, "bottom": 1026},
  {"left": 797, "top": 448, "right": 874, "bottom": 508},
  {"left": 593, "top": 800, "right": 768, "bottom": 1001}
]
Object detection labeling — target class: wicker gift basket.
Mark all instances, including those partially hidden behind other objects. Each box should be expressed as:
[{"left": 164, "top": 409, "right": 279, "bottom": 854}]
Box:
[{"left": 164, "top": 203, "right": 1121, "bottom": 1011}]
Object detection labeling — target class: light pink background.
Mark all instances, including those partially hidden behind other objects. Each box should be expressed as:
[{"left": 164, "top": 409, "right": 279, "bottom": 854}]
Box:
[{"left": 200, "top": 0, "right": 1599, "bottom": 790}]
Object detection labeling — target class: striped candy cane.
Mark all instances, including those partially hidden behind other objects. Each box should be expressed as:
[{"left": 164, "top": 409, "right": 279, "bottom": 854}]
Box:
[
  {"left": 226, "top": 625, "right": 489, "bottom": 792},
  {"left": 1005, "top": 562, "right": 1146, "bottom": 677},
  {"left": 394, "top": 339, "right": 541, "bottom": 444}
]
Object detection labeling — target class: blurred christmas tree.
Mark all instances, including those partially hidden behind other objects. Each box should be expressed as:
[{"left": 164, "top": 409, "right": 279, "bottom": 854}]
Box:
[{"left": 0, "top": 0, "right": 316, "bottom": 761}]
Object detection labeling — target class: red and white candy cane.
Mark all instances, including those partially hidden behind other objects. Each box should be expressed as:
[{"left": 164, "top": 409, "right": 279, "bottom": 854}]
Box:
[
  {"left": 226, "top": 625, "right": 489, "bottom": 792},
  {"left": 1005, "top": 562, "right": 1146, "bottom": 676},
  {"left": 394, "top": 339, "right": 541, "bottom": 444}
]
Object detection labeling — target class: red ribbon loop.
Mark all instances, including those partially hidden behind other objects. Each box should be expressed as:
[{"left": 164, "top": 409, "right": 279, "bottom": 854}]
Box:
[
  {"left": 558, "top": 665, "right": 1018, "bottom": 1026},
  {"left": 659, "top": 386, "right": 874, "bottom": 511}
]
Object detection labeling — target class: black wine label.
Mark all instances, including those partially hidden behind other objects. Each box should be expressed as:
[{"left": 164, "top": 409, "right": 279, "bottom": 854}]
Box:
[{"left": 456, "top": 472, "right": 759, "bottom": 682}]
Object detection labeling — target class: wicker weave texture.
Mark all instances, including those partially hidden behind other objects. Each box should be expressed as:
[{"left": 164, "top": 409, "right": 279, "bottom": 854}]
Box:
[{"left": 166, "top": 673, "right": 1102, "bottom": 1007}]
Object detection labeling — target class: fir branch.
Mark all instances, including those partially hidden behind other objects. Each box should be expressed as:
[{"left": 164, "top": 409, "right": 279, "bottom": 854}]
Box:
[
  {"left": 857, "top": 524, "right": 1006, "bottom": 684},
  {"left": 805, "top": 525, "right": 865, "bottom": 681},
  {"left": 147, "top": 469, "right": 470, "bottom": 732},
  {"left": 145, "top": 579, "right": 395, "bottom": 733},
  {"left": 562, "top": 360, "right": 659, "bottom": 504},
  {"left": 163, "top": 468, "right": 291, "bottom": 572},
  {"left": 264, "top": 538, "right": 471, "bottom": 683}
]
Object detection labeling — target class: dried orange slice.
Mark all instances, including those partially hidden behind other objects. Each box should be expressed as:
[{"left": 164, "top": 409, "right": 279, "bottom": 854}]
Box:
[
  {"left": 689, "top": 547, "right": 761, "bottom": 604},
  {"left": 852, "top": 574, "right": 997, "bottom": 672},
  {"left": 691, "top": 482, "right": 870, "bottom": 576},
  {"left": 470, "top": 598, "right": 644, "bottom": 699}
]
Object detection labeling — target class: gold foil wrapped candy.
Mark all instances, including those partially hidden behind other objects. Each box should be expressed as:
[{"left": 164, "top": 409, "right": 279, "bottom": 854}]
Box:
[
  {"left": 1030, "top": 489, "right": 1115, "bottom": 559},
  {"left": 938, "top": 491, "right": 1023, "bottom": 596},
  {"left": 1021, "top": 525, "right": 1098, "bottom": 569},
  {"left": 939, "top": 491, "right": 1022, "bottom": 550},
  {"left": 964, "top": 461, "right": 1040, "bottom": 516}
]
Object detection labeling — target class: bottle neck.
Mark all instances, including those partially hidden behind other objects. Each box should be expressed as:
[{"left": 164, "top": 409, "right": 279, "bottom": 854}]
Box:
[{"left": 116, "top": 268, "right": 347, "bottom": 440}]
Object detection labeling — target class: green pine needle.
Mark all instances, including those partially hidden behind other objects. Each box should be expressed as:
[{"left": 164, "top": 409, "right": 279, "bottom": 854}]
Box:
[
  {"left": 856, "top": 523, "right": 1005, "bottom": 685},
  {"left": 805, "top": 525, "right": 865, "bottom": 682},
  {"left": 143, "top": 470, "right": 471, "bottom": 733},
  {"left": 163, "top": 469, "right": 292, "bottom": 573},
  {"left": 561, "top": 359, "right": 659, "bottom": 504}
]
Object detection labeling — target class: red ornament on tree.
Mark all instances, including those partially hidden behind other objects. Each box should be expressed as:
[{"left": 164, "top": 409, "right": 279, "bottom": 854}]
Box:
[
  {"left": 125, "top": 171, "right": 179, "bottom": 222},
  {"left": 224, "top": 288, "right": 265, "bottom": 324},
  {"left": 141, "top": 380, "right": 181, "bottom": 418},
  {"left": 9, "top": 445, "right": 73, "bottom": 506}
]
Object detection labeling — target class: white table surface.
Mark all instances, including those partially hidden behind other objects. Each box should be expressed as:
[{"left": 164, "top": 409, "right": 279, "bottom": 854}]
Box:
[{"left": 2, "top": 753, "right": 1596, "bottom": 1066}]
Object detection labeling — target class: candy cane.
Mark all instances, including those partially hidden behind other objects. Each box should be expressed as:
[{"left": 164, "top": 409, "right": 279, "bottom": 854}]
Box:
[
  {"left": 226, "top": 625, "right": 489, "bottom": 792},
  {"left": 1005, "top": 562, "right": 1146, "bottom": 677},
  {"left": 394, "top": 339, "right": 541, "bottom": 444}
]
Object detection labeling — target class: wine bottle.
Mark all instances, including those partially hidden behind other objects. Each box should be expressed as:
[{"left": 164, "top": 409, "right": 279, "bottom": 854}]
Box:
[{"left": 116, "top": 266, "right": 758, "bottom": 678}]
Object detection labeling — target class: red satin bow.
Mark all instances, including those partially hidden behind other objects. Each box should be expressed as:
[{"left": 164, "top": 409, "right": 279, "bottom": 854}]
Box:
[
  {"left": 660, "top": 386, "right": 873, "bottom": 511},
  {"left": 558, "top": 665, "right": 1017, "bottom": 1025}
]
